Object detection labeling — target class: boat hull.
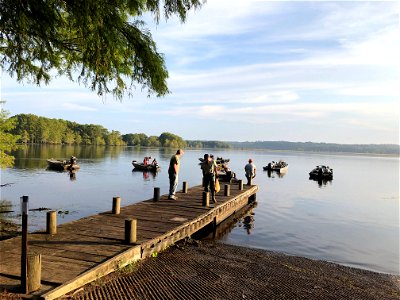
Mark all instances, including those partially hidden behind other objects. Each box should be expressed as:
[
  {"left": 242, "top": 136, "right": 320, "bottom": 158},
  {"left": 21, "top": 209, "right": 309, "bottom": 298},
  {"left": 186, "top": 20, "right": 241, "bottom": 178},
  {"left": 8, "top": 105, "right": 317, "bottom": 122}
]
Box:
[
  {"left": 132, "top": 161, "right": 160, "bottom": 172},
  {"left": 263, "top": 161, "right": 288, "bottom": 172},
  {"left": 309, "top": 165, "right": 333, "bottom": 180},
  {"left": 47, "top": 159, "right": 80, "bottom": 171}
]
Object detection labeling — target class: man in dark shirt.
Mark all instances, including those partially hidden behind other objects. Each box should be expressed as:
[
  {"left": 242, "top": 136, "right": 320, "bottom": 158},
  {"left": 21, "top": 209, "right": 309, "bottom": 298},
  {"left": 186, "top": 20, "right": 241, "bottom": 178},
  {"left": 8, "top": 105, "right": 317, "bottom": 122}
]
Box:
[
  {"left": 201, "top": 153, "right": 217, "bottom": 203},
  {"left": 168, "top": 149, "right": 184, "bottom": 200}
]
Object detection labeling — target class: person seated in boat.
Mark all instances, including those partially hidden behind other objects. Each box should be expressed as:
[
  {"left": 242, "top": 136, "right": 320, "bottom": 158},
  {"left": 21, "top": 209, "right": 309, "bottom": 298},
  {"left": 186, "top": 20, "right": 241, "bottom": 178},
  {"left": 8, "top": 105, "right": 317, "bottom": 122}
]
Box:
[
  {"left": 152, "top": 158, "right": 158, "bottom": 166},
  {"left": 143, "top": 157, "right": 149, "bottom": 166},
  {"left": 69, "top": 156, "right": 77, "bottom": 165}
]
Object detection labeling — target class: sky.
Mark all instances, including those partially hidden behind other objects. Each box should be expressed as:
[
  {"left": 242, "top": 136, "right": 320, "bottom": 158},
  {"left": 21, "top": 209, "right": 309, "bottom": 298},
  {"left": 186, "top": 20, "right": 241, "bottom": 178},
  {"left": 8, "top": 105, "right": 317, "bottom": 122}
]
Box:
[{"left": 1, "top": 0, "right": 399, "bottom": 144}]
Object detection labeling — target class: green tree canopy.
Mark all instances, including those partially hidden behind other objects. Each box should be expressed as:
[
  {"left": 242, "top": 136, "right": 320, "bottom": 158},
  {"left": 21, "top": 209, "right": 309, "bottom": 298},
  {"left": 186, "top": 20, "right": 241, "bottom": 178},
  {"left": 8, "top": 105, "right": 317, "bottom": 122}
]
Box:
[
  {"left": 159, "top": 132, "right": 186, "bottom": 148},
  {"left": 0, "top": 106, "right": 19, "bottom": 168},
  {"left": 0, "top": 0, "right": 203, "bottom": 98}
]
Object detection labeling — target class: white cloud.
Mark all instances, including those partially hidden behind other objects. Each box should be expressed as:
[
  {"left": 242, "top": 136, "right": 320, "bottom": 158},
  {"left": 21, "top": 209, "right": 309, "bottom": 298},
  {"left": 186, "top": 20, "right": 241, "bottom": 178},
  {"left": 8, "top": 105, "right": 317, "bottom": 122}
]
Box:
[{"left": 1, "top": 0, "right": 399, "bottom": 143}]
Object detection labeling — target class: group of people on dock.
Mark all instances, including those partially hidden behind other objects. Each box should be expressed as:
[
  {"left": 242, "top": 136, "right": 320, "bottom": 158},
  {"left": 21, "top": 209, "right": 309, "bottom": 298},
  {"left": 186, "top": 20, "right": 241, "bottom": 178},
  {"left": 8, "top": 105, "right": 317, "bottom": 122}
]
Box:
[{"left": 167, "top": 149, "right": 256, "bottom": 202}]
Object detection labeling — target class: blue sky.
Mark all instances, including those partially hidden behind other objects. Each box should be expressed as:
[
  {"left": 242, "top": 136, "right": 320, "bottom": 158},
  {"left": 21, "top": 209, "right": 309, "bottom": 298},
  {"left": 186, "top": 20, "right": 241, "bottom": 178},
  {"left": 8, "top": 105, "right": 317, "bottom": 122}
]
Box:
[{"left": 1, "top": 1, "right": 399, "bottom": 144}]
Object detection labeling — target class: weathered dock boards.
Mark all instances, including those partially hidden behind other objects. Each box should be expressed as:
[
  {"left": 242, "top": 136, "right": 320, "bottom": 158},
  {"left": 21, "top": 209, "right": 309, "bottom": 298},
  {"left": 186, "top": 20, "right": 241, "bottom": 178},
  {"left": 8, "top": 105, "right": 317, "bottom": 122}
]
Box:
[{"left": 0, "top": 183, "right": 258, "bottom": 299}]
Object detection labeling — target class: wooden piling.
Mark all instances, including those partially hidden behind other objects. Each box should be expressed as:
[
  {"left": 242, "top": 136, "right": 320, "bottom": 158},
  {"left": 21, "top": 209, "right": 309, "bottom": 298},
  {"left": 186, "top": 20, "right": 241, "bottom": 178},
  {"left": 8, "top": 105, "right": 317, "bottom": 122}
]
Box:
[
  {"left": 224, "top": 184, "right": 230, "bottom": 196},
  {"left": 125, "top": 219, "right": 137, "bottom": 244},
  {"left": 21, "top": 195, "right": 28, "bottom": 294},
  {"left": 46, "top": 211, "right": 57, "bottom": 235},
  {"left": 238, "top": 180, "right": 244, "bottom": 190},
  {"left": 202, "top": 191, "right": 210, "bottom": 207},
  {"left": 153, "top": 188, "right": 160, "bottom": 202},
  {"left": 112, "top": 197, "right": 121, "bottom": 214},
  {"left": 182, "top": 181, "right": 188, "bottom": 193},
  {"left": 27, "top": 253, "right": 41, "bottom": 292}
]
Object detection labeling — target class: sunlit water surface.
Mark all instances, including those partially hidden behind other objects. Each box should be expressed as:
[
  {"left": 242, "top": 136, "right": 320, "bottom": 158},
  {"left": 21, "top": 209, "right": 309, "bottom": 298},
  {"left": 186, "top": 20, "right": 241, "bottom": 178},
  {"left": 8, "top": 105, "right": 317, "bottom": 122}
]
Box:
[{"left": 1, "top": 145, "right": 398, "bottom": 275}]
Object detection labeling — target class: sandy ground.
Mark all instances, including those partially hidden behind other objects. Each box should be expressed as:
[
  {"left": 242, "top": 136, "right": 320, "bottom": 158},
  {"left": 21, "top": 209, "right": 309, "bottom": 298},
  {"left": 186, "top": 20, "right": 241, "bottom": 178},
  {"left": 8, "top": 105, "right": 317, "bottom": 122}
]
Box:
[{"left": 64, "top": 239, "right": 399, "bottom": 300}]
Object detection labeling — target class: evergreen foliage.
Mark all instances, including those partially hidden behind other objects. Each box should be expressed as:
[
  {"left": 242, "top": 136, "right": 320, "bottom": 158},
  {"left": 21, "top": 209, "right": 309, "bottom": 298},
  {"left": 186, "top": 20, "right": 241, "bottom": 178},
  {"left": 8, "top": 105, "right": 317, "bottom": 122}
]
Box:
[{"left": 0, "top": 0, "right": 203, "bottom": 98}]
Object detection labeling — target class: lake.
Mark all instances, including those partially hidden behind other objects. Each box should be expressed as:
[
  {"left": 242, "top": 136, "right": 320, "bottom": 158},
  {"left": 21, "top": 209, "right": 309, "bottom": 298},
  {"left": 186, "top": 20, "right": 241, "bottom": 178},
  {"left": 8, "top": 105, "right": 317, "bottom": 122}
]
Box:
[{"left": 1, "top": 145, "right": 398, "bottom": 275}]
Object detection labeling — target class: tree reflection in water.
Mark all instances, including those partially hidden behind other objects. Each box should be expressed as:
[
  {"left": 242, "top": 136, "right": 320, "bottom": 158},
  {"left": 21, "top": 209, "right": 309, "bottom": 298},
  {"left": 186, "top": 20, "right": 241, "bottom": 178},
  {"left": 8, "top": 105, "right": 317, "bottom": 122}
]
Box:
[{"left": 0, "top": 199, "right": 20, "bottom": 240}]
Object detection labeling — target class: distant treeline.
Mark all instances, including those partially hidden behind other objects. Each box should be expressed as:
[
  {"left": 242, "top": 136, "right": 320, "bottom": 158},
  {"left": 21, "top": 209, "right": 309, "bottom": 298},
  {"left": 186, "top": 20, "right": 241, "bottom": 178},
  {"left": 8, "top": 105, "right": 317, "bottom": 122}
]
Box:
[
  {"left": 228, "top": 141, "right": 399, "bottom": 155},
  {"left": 9, "top": 114, "right": 397, "bottom": 154},
  {"left": 9, "top": 114, "right": 230, "bottom": 149}
]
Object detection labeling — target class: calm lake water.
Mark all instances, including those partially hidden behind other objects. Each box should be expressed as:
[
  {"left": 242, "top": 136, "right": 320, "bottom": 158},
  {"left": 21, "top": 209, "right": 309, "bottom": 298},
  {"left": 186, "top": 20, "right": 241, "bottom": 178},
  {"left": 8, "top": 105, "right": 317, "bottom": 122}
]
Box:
[{"left": 1, "top": 145, "right": 398, "bottom": 275}]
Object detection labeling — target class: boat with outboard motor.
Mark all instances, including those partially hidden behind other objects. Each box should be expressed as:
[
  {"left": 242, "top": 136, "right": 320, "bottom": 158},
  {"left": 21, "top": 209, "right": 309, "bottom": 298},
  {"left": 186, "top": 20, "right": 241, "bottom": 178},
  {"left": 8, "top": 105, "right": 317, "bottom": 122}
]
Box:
[
  {"left": 309, "top": 165, "right": 333, "bottom": 179},
  {"left": 47, "top": 156, "right": 80, "bottom": 171},
  {"left": 263, "top": 160, "right": 288, "bottom": 172}
]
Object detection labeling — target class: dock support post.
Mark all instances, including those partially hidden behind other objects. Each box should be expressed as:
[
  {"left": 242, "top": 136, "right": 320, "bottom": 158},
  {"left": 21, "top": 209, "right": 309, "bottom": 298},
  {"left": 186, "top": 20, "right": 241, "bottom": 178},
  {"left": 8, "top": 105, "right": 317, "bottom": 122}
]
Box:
[
  {"left": 249, "top": 193, "right": 257, "bottom": 203},
  {"left": 238, "top": 180, "right": 243, "bottom": 190},
  {"left": 153, "top": 188, "right": 160, "bottom": 202},
  {"left": 182, "top": 181, "right": 188, "bottom": 193},
  {"left": 202, "top": 192, "right": 209, "bottom": 207},
  {"left": 112, "top": 197, "right": 121, "bottom": 214},
  {"left": 27, "top": 253, "right": 41, "bottom": 292},
  {"left": 46, "top": 211, "right": 57, "bottom": 234},
  {"left": 21, "top": 196, "right": 28, "bottom": 294},
  {"left": 125, "top": 219, "right": 137, "bottom": 244},
  {"left": 224, "top": 184, "right": 230, "bottom": 196}
]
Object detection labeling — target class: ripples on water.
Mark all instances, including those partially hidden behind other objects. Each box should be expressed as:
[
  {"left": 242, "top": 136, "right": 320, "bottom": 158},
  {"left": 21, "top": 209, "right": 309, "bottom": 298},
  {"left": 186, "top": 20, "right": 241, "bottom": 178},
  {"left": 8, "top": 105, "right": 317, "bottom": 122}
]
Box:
[{"left": 1, "top": 145, "right": 398, "bottom": 275}]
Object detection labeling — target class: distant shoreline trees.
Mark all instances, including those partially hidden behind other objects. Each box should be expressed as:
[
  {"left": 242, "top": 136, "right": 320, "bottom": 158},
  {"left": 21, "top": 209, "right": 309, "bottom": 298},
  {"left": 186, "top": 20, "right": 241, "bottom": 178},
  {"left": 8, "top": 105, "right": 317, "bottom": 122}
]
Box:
[
  {"left": 9, "top": 114, "right": 195, "bottom": 148},
  {"left": 7, "top": 114, "right": 398, "bottom": 154}
]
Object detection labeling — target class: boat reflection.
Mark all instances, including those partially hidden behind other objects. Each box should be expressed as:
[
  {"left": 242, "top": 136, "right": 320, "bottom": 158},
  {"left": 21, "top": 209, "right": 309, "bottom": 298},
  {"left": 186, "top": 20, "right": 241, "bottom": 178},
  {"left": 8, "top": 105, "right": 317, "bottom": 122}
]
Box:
[
  {"left": 132, "top": 169, "right": 158, "bottom": 181},
  {"left": 45, "top": 167, "right": 79, "bottom": 181},
  {"left": 69, "top": 170, "right": 77, "bottom": 181},
  {"left": 309, "top": 177, "right": 333, "bottom": 187},
  {"left": 265, "top": 169, "right": 287, "bottom": 178}
]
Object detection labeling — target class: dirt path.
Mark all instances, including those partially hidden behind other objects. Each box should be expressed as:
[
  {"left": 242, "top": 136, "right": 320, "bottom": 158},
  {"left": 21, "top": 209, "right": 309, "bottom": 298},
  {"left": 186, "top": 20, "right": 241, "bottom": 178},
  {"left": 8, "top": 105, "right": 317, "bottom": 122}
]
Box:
[{"left": 67, "top": 240, "right": 399, "bottom": 300}]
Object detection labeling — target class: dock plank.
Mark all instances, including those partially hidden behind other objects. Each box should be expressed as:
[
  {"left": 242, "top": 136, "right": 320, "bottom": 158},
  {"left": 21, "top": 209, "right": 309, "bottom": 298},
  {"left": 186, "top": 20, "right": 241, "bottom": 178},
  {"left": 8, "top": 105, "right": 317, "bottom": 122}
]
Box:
[{"left": 0, "top": 184, "right": 258, "bottom": 299}]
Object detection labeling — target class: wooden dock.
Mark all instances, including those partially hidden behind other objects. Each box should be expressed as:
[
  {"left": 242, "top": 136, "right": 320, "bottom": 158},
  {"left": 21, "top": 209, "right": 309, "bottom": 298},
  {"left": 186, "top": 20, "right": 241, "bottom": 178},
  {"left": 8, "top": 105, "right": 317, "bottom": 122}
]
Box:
[{"left": 0, "top": 182, "right": 258, "bottom": 299}]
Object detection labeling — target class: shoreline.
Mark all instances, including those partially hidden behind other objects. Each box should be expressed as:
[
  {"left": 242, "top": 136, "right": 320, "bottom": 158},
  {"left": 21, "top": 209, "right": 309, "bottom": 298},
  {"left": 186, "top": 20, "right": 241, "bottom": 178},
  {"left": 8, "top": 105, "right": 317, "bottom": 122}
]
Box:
[{"left": 68, "top": 239, "right": 399, "bottom": 300}]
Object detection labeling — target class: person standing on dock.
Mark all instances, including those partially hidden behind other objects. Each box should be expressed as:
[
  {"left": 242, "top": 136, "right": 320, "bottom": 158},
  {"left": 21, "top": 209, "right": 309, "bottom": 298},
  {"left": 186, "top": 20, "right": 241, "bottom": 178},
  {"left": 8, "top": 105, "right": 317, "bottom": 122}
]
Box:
[
  {"left": 168, "top": 149, "right": 184, "bottom": 200},
  {"left": 244, "top": 158, "right": 256, "bottom": 185},
  {"left": 201, "top": 154, "right": 218, "bottom": 203}
]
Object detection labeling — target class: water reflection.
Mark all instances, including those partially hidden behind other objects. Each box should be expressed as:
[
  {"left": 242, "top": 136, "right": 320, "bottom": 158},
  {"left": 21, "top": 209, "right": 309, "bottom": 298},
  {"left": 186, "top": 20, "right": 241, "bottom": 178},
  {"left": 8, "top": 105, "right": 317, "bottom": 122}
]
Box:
[
  {"left": 132, "top": 169, "right": 158, "bottom": 181},
  {"left": 0, "top": 200, "right": 19, "bottom": 240},
  {"left": 242, "top": 213, "right": 255, "bottom": 235},
  {"left": 69, "top": 171, "right": 77, "bottom": 181},
  {"left": 194, "top": 203, "right": 258, "bottom": 240},
  {"left": 264, "top": 169, "right": 287, "bottom": 178},
  {"left": 309, "top": 177, "right": 333, "bottom": 187},
  {"left": 11, "top": 144, "right": 123, "bottom": 169},
  {"left": 45, "top": 168, "right": 79, "bottom": 181}
]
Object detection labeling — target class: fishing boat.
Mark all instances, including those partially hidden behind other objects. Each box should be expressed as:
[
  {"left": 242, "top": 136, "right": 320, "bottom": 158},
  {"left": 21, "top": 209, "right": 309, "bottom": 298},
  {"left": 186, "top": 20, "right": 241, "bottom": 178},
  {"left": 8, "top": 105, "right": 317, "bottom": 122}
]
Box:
[
  {"left": 263, "top": 160, "right": 288, "bottom": 172},
  {"left": 309, "top": 165, "right": 333, "bottom": 180},
  {"left": 132, "top": 160, "right": 160, "bottom": 172},
  {"left": 198, "top": 157, "right": 230, "bottom": 165},
  {"left": 47, "top": 156, "right": 80, "bottom": 171},
  {"left": 217, "top": 168, "right": 237, "bottom": 183}
]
